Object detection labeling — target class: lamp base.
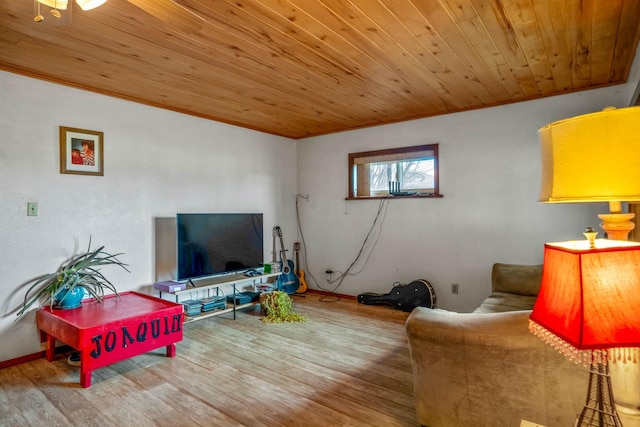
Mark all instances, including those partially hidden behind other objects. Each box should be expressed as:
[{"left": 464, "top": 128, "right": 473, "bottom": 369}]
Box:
[
  {"left": 576, "top": 360, "right": 622, "bottom": 427},
  {"left": 598, "top": 212, "right": 635, "bottom": 241}
]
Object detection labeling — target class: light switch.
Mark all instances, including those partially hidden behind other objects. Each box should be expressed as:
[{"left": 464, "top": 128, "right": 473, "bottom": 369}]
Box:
[{"left": 27, "top": 202, "right": 38, "bottom": 216}]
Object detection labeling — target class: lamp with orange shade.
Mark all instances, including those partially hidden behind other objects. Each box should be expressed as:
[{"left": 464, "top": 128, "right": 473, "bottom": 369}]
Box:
[{"left": 529, "top": 239, "right": 640, "bottom": 426}]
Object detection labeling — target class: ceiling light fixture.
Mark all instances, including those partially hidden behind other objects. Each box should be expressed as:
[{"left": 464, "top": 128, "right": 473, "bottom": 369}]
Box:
[
  {"left": 34, "top": 0, "right": 106, "bottom": 22},
  {"left": 74, "top": 0, "right": 107, "bottom": 10}
]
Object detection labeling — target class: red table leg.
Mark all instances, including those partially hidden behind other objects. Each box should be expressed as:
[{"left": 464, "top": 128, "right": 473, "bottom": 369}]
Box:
[
  {"left": 166, "top": 343, "right": 176, "bottom": 358},
  {"left": 80, "top": 357, "right": 92, "bottom": 388},
  {"left": 45, "top": 333, "right": 56, "bottom": 362}
]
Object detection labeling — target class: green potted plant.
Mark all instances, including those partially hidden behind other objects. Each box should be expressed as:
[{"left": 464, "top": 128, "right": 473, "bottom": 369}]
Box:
[{"left": 16, "top": 239, "right": 129, "bottom": 319}]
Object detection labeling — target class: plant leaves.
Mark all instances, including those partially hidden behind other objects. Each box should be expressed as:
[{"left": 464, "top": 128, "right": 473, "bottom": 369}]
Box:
[{"left": 15, "top": 241, "right": 129, "bottom": 320}]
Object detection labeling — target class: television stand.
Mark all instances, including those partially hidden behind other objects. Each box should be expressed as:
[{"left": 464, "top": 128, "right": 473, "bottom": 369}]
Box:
[{"left": 156, "top": 272, "right": 281, "bottom": 323}]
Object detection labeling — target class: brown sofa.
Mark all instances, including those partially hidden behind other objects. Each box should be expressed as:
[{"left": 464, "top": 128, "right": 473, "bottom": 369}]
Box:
[{"left": 405, "top": 263, "right": 588, "bottom": 427}]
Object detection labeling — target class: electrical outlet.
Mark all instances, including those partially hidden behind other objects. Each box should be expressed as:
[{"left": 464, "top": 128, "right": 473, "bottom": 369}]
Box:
[
  {"left": 451, "top": 283, "right": 459, "bottom": 294},
  {"left": 27, "top": 202, "right": 38, "bottom": 217}
]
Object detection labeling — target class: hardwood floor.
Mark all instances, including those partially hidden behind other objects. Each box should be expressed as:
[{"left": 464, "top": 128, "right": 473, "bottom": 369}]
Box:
[{"left": 0, "top": 294, "right": 416, "bottom": 426}]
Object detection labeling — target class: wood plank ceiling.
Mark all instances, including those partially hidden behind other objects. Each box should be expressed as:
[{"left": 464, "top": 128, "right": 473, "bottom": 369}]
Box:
[{"left": 1, "top": 0, "right": 639, "bottom": 139}]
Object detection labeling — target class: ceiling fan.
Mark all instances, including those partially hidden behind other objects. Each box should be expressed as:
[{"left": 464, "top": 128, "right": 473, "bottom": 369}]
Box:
[{"left": 33, "top": 0, "right": 205, "bottom": 33}]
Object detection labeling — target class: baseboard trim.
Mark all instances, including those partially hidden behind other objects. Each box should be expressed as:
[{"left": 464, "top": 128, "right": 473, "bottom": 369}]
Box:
[
  {"left": 0, "top": 345, "right": 73, "bottom": 370},
  {"left": 303, "top": 289, "right": 356, "bottom": 300}
]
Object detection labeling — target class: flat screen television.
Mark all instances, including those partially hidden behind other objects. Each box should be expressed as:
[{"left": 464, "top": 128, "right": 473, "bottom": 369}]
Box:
[{"left": 176, "top": 213, "right": 264, "bottom": 281}]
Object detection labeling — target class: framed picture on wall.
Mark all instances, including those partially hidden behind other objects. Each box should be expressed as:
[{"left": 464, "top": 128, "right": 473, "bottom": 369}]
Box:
[{"left": 59, "top": 126, "right": 104, "bottom": 176}]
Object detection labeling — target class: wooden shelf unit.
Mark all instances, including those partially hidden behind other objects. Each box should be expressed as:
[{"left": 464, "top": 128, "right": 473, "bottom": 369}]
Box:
[{"left": 157, "top": 272, "right": 280, "bottom": 323}]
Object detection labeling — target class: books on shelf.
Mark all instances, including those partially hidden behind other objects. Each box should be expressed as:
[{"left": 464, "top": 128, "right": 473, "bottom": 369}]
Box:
[
  {"left": 181, "top": 300, "right": 202, "bottom": 316},
  {"left": 201, "top": 296, "right": 226, "bottom": 312}
]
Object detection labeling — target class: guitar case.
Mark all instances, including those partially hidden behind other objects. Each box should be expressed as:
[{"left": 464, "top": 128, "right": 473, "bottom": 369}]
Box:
[{"left": 357, "top": 279, "right": 436, "bottom": 312}]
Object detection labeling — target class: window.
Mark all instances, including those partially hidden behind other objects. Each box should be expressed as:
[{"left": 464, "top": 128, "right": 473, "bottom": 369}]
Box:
[{"left": 348, "top": 144, "right": 440, "bottom": 199}]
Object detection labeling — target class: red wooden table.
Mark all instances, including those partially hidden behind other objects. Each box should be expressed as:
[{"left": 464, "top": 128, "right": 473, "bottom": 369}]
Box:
[{"left": 37, "top": 291, "right": 183, "bottom": 388}]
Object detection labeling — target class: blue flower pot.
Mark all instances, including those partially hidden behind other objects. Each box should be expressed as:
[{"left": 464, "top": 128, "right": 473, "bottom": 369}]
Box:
[{"left": 54, "top": 286, "right": 85, "bottom": 310}]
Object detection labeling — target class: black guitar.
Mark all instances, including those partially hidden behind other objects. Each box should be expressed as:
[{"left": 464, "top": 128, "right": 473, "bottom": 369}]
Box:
[
  {"left": 357, "top": 280, "right": 436, "bottom": 312},
  {"left": 273, "top": 226, "right": 299, "bottom": 294}
]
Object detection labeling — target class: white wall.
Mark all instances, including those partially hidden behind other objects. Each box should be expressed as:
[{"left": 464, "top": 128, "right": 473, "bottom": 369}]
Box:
[
  {"left": 296, "top": 85, "right": 637, "bottom": 312},
  {"left": 0, "top": 71, "right": 297, "bottom": 363},
  {"left": 627, "top": 44, "right": 640, "bottom": 106}
]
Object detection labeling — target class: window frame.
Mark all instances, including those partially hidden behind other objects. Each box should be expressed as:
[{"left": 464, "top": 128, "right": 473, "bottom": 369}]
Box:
[{"left": 347, "top": 144, "right": 441, "bottom": 200}]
